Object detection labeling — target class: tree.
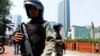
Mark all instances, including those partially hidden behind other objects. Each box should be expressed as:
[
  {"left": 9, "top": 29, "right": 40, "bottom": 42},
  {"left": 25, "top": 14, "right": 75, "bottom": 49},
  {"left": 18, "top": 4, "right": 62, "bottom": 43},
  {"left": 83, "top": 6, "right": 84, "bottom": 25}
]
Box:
[
  {"left": 0, "top": 0, "right": 13, "bottom": 43},
  {"left": 0, "top": 0, "right": 12, "bottom": 35},
  {"left": 0, "top": 17, "right": 13, "bottom": 35},
  {"left": 0, "top": 0, "right": 11, "bottom": 19}
]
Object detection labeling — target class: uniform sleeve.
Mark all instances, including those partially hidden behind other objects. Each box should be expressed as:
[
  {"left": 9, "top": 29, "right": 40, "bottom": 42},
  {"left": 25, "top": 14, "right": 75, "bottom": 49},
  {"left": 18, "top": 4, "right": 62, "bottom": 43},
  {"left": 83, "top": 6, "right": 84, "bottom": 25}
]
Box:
[
  {"left": 46, "top": 23, "right": 55, "bottom": 40},
  {"left": 42, "top": 22, "right": 56, "bottom": 56}
]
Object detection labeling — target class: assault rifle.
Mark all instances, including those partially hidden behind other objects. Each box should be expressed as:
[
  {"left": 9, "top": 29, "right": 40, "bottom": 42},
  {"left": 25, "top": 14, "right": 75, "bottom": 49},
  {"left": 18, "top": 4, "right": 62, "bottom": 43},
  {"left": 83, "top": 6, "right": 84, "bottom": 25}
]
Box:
[{"left": 20, "top": 22, "right": 33, "bottom": 56}]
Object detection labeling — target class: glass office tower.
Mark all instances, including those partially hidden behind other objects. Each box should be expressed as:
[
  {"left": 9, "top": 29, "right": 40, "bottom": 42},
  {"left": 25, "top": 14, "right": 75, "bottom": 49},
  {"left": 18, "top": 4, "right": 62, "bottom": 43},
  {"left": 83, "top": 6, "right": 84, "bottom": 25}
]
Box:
[
  {"left": 58, "top": 0, "right": 70, "bottom": 37},
  {"left": 14, "top": 15, "right": 22, "bottom": 31}
]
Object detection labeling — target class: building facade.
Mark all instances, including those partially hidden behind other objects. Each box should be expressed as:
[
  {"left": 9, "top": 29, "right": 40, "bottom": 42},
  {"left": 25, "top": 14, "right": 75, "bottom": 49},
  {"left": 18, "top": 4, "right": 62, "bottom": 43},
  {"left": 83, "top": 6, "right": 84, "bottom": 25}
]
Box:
[
  {"left": 68, "top": 25, "right": 91, "bottom": 39},
  {"left": 94, "top": 27, "right": 100, "bottom": 38},
  {"left": 13, "top": 15, "right": 22, "bottom": 31}
]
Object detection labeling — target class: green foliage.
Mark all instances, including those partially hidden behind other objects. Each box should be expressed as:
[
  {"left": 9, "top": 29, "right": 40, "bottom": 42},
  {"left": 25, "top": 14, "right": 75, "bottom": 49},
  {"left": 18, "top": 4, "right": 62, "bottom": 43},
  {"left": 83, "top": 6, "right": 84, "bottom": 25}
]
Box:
[
  {"left": 65, "top": 39, "right": 76, "bottom": 42},
  {"left": 0, "top": 0, "right": 12, "bottom": 18},
  {"left": 0, "top": 0, "right": 13, "bottom": 36},
  {"left": 65, "top": 38, "right": 100, "bottom": 44},
  {"left": 76, "top": 39, "right": 100, "bottom": 44}
]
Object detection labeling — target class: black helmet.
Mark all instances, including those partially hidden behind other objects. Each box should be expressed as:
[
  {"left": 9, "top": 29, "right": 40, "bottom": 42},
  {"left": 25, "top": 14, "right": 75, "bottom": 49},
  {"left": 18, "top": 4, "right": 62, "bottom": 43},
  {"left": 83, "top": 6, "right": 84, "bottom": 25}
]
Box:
[
  {"left": 24, "top": 0, "right": 43, "bottom": 9},
  {"left": 24, "top": 0, "right": 44, "bottom": 18},
  {"left": 57, "top": 24, "right": 63, "bottom": 27},
  {"left": 53, "top": 24, "right": 63, "bottom": 31}
]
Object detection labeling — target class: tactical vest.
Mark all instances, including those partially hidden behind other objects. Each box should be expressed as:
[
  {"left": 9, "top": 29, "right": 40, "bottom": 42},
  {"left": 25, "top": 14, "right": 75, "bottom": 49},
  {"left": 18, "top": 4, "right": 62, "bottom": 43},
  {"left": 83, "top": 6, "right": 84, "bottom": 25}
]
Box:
[
  {"left": 20, "top": 21, "right": 47, "bottom": 55},
  {"left": 56, "top": 32, "right": 62, "bottom": 40}
]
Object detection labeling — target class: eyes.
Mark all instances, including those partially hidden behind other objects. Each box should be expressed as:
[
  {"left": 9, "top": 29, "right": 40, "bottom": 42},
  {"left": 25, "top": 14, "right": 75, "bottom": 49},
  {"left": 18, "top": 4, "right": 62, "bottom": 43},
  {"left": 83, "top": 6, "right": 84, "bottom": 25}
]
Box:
[{"left": 28, "top": 6, "right": 38, "bottom": 10}]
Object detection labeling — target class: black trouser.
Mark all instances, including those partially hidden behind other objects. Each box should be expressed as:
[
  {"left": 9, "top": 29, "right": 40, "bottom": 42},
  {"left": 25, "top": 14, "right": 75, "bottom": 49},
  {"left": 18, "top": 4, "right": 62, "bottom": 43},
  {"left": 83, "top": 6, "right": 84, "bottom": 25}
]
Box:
[
  {"left": 55, "top": 43, "right": 63, "bottom": 56},
  {"left": 21, "top": 52, "right": 42, "bottom": 56},
  {"left": 14, "top": 44, "right": 20, "bottom": 55},
  {"left": 21, "top": 49, "right": 43, "bottom": 56}
]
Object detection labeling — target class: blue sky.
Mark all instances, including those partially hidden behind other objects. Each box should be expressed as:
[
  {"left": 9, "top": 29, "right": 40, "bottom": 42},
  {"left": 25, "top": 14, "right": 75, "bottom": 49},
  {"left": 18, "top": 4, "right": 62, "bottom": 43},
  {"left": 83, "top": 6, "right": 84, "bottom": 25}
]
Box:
[
  {"left": 10, "top": 0, "right": 100, "bottom": 26},
  {"left": 70, "top": 0, "right": 100, "bottom": 26}
]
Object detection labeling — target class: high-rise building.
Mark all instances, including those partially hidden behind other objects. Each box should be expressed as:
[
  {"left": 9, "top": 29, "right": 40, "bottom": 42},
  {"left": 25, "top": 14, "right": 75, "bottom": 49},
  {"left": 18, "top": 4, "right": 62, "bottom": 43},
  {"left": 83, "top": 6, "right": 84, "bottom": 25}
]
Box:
[
  {"left": 14, "top": 15, "right": 22, "bottom": 31},
  {"left": 58, "top": 0, "right": 70, "bottom": 37}
]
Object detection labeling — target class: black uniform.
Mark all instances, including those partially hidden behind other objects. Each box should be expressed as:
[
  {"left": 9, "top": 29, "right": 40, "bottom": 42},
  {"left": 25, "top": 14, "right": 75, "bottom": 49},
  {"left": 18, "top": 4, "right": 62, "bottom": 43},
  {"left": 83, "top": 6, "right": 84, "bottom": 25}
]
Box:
[
  {"left": 13, "top": 0, "right": 56, "bottom": 56},
  {"left": 53, "top": 24, "right": 65, "bottom": 56}
]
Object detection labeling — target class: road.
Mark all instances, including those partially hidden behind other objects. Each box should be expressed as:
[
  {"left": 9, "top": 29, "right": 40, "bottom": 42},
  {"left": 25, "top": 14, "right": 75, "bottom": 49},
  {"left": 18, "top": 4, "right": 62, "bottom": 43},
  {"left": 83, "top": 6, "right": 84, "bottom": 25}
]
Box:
[{"left": 0, "top": 46, "right": 100, "bottom": 56}]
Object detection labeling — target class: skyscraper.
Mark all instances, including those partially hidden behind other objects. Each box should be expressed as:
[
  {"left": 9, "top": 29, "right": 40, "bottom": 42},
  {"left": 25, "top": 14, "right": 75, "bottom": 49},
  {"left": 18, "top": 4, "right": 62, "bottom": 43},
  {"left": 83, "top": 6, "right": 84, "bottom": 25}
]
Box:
[
  {"left": 14, "top": 15, "right": 22, "bottom": 31},
  {"left": 58, "top": 0, "right": 70, "bottom": 37}
]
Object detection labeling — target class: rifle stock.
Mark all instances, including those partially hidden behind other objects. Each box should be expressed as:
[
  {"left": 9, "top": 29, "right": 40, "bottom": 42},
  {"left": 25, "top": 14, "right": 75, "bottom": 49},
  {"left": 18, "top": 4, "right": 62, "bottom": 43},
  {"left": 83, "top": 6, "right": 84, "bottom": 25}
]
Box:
[{"left": 20, "top": 22, "right": 33, "bottom": 56}]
